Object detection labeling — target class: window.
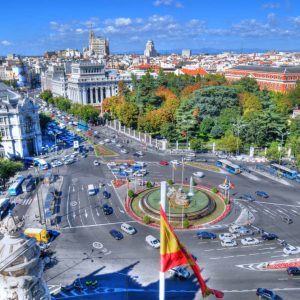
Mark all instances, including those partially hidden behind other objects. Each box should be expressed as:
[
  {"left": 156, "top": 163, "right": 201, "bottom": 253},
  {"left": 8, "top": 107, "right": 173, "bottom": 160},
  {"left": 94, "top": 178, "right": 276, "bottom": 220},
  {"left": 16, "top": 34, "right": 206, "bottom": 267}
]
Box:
[
  {"left": 0, "top": 127, "right": 6, "bottom": 137},
  {"left": 24, "top": 116, "right": 33, "bottom": 134}
]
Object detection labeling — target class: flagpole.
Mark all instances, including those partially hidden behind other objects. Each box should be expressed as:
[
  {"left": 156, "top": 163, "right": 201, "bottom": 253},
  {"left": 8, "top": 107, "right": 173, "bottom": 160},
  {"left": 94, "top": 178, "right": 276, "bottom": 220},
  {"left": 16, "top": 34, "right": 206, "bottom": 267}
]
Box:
[{"left": 160, "top": 181, "right": 167, "bottom": 300}]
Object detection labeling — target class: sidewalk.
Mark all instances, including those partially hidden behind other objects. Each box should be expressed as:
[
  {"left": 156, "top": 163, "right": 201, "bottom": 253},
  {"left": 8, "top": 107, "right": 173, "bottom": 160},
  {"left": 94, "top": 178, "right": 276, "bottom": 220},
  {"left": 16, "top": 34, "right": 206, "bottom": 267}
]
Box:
[{"left": 24, "top": 175, "right": 64, "bottom": 229}]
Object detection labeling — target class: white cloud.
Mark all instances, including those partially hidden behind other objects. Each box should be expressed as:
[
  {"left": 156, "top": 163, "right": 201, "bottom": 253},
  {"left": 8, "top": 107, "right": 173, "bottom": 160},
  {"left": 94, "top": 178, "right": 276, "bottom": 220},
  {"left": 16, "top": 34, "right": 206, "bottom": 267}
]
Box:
[
  {"left": 1, "top": 40, "right": 12, "bottom": 46},
  {"left": 153, "top": 0, "right": 183, "bottom": 8},
  {"left": 262, "top": 2, "right": 280, "bottom": 9},
  {"left": 115, "top": 18, "right": 132, "bottom": 26}
]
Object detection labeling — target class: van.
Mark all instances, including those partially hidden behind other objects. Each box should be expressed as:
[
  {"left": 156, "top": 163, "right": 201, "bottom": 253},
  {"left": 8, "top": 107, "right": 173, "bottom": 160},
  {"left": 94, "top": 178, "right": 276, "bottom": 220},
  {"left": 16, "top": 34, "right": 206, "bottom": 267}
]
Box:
[
  {"left": 24, "top": 228, "right": 50, "bottom": 243},
  {"left": 121, "top": 223, "right": 136, "bottom": 235},
  {"left": 87, "top": 184, "right": 96, "bottom": 196},
  {"left": 145, "top": 235, "right": 160, "bottom": 249}
]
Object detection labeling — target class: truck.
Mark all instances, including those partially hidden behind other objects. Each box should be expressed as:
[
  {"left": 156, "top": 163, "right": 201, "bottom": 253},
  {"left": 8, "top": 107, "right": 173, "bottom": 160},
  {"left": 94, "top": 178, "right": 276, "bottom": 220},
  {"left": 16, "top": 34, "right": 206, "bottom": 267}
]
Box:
[{"left": 24, "top": 228, "right": 51, "bottom": 243}]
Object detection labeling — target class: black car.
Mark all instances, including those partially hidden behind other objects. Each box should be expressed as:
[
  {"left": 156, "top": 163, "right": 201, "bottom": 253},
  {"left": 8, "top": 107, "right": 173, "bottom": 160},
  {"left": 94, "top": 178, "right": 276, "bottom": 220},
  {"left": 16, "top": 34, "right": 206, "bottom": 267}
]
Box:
[
  {"left": 262, "top": 233, "right": 278, "bottom": 240},
  {"left": 103, "top": 191, "right": 111, "bottom": 199},
  {"left": 102, "top": 204, "right": 113, "bottom": 215},
  {"left": 256, "top": 288, "right": 283, "bottom": 299},
  {"left": 287, "top": 267, "right": 300, "bottom": 276},
  {"left": 109, "top": 229, "right": 123, "bottom": 240}
]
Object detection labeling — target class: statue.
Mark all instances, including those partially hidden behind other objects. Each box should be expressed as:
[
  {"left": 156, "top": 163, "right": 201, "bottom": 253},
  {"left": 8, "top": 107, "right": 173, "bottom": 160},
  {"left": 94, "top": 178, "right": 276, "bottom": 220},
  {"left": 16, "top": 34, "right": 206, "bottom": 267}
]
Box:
[
  {"left": 0, "top": 214, "right": 51, "bottom": 300},
  {"left": 167, "top": 186, "right": 190, "bottom": 207}
]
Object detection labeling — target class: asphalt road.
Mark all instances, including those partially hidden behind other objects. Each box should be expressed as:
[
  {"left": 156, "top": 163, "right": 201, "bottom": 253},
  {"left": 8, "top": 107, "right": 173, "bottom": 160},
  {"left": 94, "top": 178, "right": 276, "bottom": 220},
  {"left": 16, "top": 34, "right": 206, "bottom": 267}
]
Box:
[{"left": 37, "top": 125, "right": 300, "bottom": 300}]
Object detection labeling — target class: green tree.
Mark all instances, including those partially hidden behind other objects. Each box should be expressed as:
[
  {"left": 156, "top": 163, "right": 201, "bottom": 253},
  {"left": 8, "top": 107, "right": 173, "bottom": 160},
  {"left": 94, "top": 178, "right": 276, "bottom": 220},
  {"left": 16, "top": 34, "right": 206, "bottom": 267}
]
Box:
[
  {"left": 2, "top": 79, "right": 18, "bottom": 89},
  {"left": 190, "top": 138, "right": 203, "bottom": 151},
  {"left": 128, "top": 189, "right": 135, "bottom": 198},
  {"left": 160, "top": 122, "right": 178, "bottom": 141},
  {"left": 266, "top": 142, "right": 282, "bottom": 162},
  {"left": 156, "top": 69, "right": 168, "bottom": 87},
  {"left": 80, "top": 105, "right": 100, "bottom": 123},
  {"left": 183, "top": 219, "right": 190, "bottom": 228},
  {"left": 218, "top": 107, "right": 241, "bottom": 133},
  {"left": 290, "top": 118, "right": 300, "bottom": 137},
  {"left": 241, "top": 92, "right": 262, "bottom": 115},
  {"left": 39, "top": 112, "right": 52, "bottom": 130},
  {"left": 117, "top": 102, "right": 139, "bottom": 128},
  {"left": 0, "top": 159, "right": 23, "bottom": 187},
  {"left": 200, "top": 117, "right": 214, "bottom": 135},
  {"left": 39, "top": 90, "right": 53, "bottom": 102},
  {"left": 143, "top": 215, "right": 151, "bottom": 224},
  {"left": 236, "top": 77, "right": 260, "bottom": 93},
  {"left": 217, "top": 134, "right": 242, "bottom": 153}
]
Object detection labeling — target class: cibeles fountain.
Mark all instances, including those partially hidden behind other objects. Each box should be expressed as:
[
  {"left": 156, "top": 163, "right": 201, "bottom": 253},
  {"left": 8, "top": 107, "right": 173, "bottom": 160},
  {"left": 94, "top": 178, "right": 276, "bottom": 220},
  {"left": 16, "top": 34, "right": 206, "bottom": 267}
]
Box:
[{"left": 0, "top": 214, "right": 50, "bottom": 300}]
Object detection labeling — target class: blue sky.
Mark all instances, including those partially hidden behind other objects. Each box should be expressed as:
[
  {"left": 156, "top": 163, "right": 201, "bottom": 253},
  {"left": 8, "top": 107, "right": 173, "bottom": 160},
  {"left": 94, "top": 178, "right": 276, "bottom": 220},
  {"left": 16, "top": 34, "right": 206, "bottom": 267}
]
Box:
[{"left": 0, "top": 0, "right": 300, "bottom": 55}]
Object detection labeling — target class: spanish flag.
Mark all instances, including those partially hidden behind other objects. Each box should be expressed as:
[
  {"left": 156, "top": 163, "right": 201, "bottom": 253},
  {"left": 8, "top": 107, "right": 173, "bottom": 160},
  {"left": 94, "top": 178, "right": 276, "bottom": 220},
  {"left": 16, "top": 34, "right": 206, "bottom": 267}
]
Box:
[
  {"left": 229, "top": 180, "right": 235, "bottom": 190},
  {"left": 160, "top": 206, "right": 224, "bottom": 298},
  {"left": 223, "top": 176, "right": 228, "bottom": 186}
]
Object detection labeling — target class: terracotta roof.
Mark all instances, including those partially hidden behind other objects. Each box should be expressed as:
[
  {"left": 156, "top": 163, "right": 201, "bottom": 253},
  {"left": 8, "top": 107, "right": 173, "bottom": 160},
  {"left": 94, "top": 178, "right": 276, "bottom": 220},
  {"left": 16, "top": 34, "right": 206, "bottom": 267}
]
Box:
[
  {"left": 181, "top": 68, "right": 208, "bottom": 75},
  {"left": 134, "top": 64, "right": 160, "bottom": 70}
]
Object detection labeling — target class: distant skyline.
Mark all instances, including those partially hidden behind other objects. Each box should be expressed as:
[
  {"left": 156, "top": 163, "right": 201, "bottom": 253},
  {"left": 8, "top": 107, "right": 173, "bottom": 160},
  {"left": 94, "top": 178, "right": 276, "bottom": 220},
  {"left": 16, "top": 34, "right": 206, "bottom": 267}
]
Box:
[{"left": 1, "top": 0, "right": 300, "bottom": 55}]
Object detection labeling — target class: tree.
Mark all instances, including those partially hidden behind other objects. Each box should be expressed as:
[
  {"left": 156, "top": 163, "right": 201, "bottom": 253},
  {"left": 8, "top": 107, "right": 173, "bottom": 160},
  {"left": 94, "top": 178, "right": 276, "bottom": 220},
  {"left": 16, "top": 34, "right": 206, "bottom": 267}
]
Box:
[
  {"left": 210, "top": 124, "right": 224, "bottom": 138},
  {"left": 217, "top": 134, "right": 242, "bottom": 153},
  {"left": 54, "top": 97, "right": 71, "bottom": 112},
  {"left": 146, "top": 181, "right": 153, "bottom": 188},
  {"left": 143, "top": 215, "right": 151, "bottom": 224},
  {"left": 160, "top": 122, "right": 178, "bottom": 141},
  {"left": 117, "top": 102, "right": 139, "bottom": 128},
  {"left": 2, "top": 79, "right": 18, "bottom": 89},
  {"left": 190, "top": 139, "right": 203, "bottom": 151},
  {"left": 289, "top": 118, "right": 300, "bottom": 137},
  {"left": 183, "top": 219, "right": 190, "bottom": 228},
  {"left": 218, "top": 107, "right": 241, "bottom": 133},
  {"left": 0, "top": 159, "right": 23, "bottom": 187},
  {"left": 39, "top": 112, "right": 52, "bottom": 130},
  {"left": 128, "top": 189, "right": 135, "bottom": 198},
  {"left": 266, "top": 142, "right": 282, "bottom": 162},
  {"left": 200, "top": 117, "right": 214, "bottom": 135},
  {"left": 240, "top": 92, "right": 262, "bottom": 115},
  {"left": 156, "top": 69, "right": 168, "bottom": 87},
  {"left": 39, "top": 90, "right": 53, "bottom": 102},
  {"left": 236, "top": 77, "right": 260, "bottom": 93}
]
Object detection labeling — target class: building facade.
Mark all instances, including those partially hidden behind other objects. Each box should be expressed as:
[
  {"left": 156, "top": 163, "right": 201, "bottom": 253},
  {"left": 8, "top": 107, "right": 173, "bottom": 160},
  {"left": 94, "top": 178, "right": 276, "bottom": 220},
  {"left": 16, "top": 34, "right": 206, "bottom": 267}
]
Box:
[
  {"left": 225, "top": 65, "right": 300, "bottom": 93},
  {"left": 41, "top": 61, "right": 133, "bottom": 111},
  {"left": 89, "top": 30, "right": 109, "bottom": 57},
  {"left": 0, "top": 83, "right": 42, "bottom": 158},
  {"left": 144, "top": 40, "right": 157, "bottom": 58}
]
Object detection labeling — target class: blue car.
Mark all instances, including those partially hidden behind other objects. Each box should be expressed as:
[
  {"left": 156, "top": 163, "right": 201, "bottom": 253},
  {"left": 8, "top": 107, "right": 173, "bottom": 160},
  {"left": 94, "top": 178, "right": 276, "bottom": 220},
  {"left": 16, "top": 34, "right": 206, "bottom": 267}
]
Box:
[
  {"left": 255, "top": 191, "right": 269, "bottom": 198},
  {"left": 240, "top": 193, "right": 255, "bottom": 202},
  {"left": 109, "top": 229, "right": 123, "bottom": 240},
  {"left": 103, "top": 191, "right": 111, "bottom": 199},
  {"left": 287, "top": 267, "right": 300, "bottom": 276},
  {"left": 196, "top": 231, "right": 217, "bottom": 240},
  {"left": 256, "top": 288, "right": 283, "bottom": 300}
]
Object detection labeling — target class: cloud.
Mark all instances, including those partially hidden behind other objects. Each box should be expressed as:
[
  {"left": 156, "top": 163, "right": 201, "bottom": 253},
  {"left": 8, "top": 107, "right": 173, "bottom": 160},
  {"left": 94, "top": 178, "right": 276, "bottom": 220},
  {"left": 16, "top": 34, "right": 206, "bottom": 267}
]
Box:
[
  {"left": 262, "top": 2, "right": 280, "bottom": 9},
  {"left": 114, "top": 18, "right": 132, "bottom": 26},
  {"left": 290, "top": 16, "right": 300, "bottom": 27},
  {"left": 153, "top": 0, "right": 183, "bottom": 8},
  {"left": 1, "top": 40, "right": 12, "bottom": 46}
]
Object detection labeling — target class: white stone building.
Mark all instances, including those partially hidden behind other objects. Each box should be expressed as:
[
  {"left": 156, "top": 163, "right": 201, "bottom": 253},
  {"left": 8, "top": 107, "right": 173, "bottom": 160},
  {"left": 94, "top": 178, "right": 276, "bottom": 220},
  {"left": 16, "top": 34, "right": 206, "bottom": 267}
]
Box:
[
  {"left": 144, "top": 40, "right": 157, "bottom": 58},
  {"left": 0, "top": 82, "right": 42, "bottom": 158},
  {"left": 88, "top": 30, "right": 109, "bottom": 57}
]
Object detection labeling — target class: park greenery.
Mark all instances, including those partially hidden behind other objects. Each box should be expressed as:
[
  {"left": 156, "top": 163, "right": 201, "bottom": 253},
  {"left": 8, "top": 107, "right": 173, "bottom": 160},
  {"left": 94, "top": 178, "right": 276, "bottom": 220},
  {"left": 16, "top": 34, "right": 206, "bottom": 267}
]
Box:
[
  {"left": 39, "top": 90, "right": 100, "bottom": 124},
  {"left": 102, "top": 71, "right": 300, "bottom": 165},
  {"left": 0, "top": 159, "right": 23, "bottom": 187}
]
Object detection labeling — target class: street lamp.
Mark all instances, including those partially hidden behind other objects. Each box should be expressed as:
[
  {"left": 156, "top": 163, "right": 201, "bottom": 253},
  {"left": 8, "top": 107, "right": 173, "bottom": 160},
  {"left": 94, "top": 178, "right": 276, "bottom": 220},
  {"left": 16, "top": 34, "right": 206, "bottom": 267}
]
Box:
[
  {"left": 278, "top": 130, "right": 289, "bottom": 165},
  {"left": 233, "top": 119, "right": 245, "bottom": 156}
]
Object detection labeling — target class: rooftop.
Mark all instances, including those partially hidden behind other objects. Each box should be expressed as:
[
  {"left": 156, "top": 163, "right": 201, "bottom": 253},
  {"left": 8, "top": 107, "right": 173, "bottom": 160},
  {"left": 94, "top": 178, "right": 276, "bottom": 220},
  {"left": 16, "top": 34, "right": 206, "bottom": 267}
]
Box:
[{"left": 229, "top": 65, "right": 300, "bottom": 74}]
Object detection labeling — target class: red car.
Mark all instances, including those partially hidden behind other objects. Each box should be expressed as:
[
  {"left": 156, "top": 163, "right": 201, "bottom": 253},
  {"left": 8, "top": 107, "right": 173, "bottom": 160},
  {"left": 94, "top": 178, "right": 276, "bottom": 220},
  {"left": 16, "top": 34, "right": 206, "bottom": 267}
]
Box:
[{"left": 159, "top": 161, "right": 169, "bottom": 165}]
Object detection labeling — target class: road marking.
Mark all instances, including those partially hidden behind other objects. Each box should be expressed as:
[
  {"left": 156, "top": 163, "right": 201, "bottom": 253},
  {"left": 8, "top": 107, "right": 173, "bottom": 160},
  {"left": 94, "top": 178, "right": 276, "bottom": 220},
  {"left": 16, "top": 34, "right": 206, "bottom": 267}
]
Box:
[
  {"left": 82, "top": 185, "right": 84, "bottom": 191},
  {"left": 62, "top": 220, "right": 137, "bottom": 229},
  {"left": 66, "top": 186, "right": 72, "bottom": 228},
  {"left": 92, "top": 242, "right": 103, "bottom": 249},
  {"left": 263, "top": 209, "right": 276, "bottom": 217},
  {"left": 236, "top": 254, "right": 246, "bottom": 257},
  {"left": 77, "top": 188, "right": 84, "bottom": 226},
  {"left": 73, "top": 186, "right": 75, "bottom": 192},
  {"left": 259, "top": 247, "right": 276, "bottom": 251},
  {"left": 70, "top": 201, "right": 77, "bottom": 207},
  {"left": 84, "top": 209, "right": 88, "bottom": 218},
  {"left": 96, "top": 209, "right": 100, "bottom": 216},
  {"left": 118, "top": 207, "right": 125, "bottom": 214},
  {"left": 73, "top": 211, "right": 76, "bottom": 219},
  {"left": 260, "top": 202, "right": 300, "bottom": 208}
]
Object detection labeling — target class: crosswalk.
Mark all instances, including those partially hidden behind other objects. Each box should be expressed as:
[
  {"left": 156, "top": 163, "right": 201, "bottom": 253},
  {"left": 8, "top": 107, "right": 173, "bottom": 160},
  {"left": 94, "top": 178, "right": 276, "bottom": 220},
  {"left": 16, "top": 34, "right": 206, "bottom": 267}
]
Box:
[{"left": 17, "top": 197, "right": 33, "bottom": 206}]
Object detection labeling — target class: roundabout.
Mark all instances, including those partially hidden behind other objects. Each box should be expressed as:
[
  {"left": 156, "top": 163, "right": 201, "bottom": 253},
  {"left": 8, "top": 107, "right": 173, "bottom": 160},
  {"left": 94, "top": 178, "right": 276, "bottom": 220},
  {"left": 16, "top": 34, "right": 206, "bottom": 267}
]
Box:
[{"left": 129, "top": 183, "right": 228, "bottom": 228}]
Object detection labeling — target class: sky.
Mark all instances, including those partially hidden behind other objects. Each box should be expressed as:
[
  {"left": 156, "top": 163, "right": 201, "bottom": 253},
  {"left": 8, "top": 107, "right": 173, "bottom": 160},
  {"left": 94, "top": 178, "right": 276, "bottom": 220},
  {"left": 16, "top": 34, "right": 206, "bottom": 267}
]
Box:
[{"left": 0, "top": 0, "right": 300, "bottom": 55}]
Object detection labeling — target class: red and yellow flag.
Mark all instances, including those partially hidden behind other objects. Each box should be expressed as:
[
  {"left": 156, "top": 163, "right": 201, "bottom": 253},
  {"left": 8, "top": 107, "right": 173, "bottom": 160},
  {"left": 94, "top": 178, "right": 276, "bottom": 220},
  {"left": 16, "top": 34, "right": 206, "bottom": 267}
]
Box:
[
  {"left": 229, "top": 180, "right": 235, "bottom": 190},
  {"left": 223, "top": 176, "right": 228, "bottom": 186},
  {"left": 160, "top": 206, "right": 224, "bottom": 298}
]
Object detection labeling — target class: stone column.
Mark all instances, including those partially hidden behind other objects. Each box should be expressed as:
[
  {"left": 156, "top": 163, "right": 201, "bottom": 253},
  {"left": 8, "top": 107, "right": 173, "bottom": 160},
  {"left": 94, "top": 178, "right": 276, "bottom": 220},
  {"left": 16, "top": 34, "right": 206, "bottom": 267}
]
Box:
[
  {"left": 82, "top": 88, "right": 87, "bottom": 104},
  {"left": 96, "top": 87, "right": 99, "bottom": 103},
  {"left": 90, "top": 88, "right": 93, "bottom": 104}
]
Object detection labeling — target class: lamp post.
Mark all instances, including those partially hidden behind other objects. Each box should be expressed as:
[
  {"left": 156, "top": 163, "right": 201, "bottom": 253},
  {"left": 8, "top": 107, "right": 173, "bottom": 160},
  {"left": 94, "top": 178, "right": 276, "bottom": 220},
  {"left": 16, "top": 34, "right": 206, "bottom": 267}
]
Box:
[
  {"left": 34, "top": 167, "right": 45, "bottom": 227},
  {"left": 278, "top": 130, "right": 289, "bottom": 165},
  {"left": 233, "top": 119, "right": 245, "bottom": 156}
]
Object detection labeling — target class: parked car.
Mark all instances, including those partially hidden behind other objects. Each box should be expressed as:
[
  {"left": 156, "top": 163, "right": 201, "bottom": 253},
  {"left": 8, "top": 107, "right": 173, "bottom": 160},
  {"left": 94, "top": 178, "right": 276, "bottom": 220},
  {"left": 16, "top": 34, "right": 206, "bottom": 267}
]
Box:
[
  {"left": 109, "top": 229, "right": 123, "bottom": 240},
  {"left": 93, "top": 160, "right": 99, "bottom": 166},
  {"left": 221, "top": 239, "right": 237, "bottom": 247},
  {"left": 255, "top": 191, "right": 269, "bottom": 198},
  {"left": 196, "top": 231, "right": 217, "bottom": 240},
  {"left": 240, "top": 193, "right": 255, "bottom": 202},
  {"left": 287, "top": 267, "right": 300, "bottom": 276},
  {"left": 121, "top": 223, "right": 136, "bottom": 235},
  {"left": 241, "top": 237, "right": 260, "bottom": 245},
  {"left": 169, "top": 266, "right": 190, "bottom": 279},
  {"left": 283, "top": 245, "right": 300, "bottom": 255},
  {"left": 103, "top": 191, "right": 111, "bottom": 199},
  {"left": 256, "top": 288, "right": 283, "bottom": 300},
  {"left": 120, "top": 148, "right": 128, "bottom": 154},
  {"left": 104, "top": 139, "right": 111, "bottom": 143},
  {"left": 159, "top": 161, "right": 169, "bottom": 165},
  {"left": 145, "top": 235, "right": 160, "bottom": 249},
  {"left": 282, "top": 216, "right": 293, "bottom": 224},
  {"left": 238, "top": 226, "right": 254, "bottom": 236},
  {"left": 116, "top": 143, "right": 123, "bottom": 148},
  {"left": 229, "top": 225, "right": 241, "bottom": 234},
  {"left": 102, "top": 204, "right": 113, "bottom": 215},
  {"left": 134, "top": 151, "right": 144, "bottom": 157},
  {"left": 170, "top": 160, "right": 180, "bottom": 165},
  {"left": 262, "top": 233, "right": 278, "bottom": 240}
]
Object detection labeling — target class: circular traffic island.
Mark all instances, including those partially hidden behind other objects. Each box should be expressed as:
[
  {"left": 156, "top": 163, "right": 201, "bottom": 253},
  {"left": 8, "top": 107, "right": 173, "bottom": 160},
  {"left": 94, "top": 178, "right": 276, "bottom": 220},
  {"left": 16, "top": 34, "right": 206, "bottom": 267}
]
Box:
[{"left": 130, "top": 184, "right": 227, "bottom": 229}]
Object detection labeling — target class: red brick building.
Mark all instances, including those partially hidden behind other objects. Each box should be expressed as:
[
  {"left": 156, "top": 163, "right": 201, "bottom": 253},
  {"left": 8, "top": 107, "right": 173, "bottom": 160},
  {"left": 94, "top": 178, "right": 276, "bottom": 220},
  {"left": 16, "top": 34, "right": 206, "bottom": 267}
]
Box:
[{"left": 225, "top": 65, "right": 300, "bottom": 93}]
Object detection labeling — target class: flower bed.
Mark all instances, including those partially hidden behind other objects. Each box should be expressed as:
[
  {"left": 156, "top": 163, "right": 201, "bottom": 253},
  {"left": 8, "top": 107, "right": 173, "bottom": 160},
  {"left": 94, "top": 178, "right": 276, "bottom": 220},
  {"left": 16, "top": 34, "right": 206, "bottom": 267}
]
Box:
[{"left": 112, "top": 179, "right": 128, "bottom": 188}]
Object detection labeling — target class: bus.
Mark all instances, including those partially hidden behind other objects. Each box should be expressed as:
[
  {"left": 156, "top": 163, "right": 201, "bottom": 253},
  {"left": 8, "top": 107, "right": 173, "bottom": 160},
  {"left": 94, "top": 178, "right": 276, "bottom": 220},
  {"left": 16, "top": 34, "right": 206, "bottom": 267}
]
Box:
[
  {"left": 8, "top": 176, "right": 25, "bottom": 196},
  {"left": 34, "top": 158, "right": 49, "bottom": 170},
  {"left": 270, "top": 163, "right": 298, "bottom": 179},
  {"left": 296, "top": 174, "right": 300, "bottom": 183},
  {"left": 73, "top": 140, "right": 79, "bottom": 151},
  {"left": 216, "top": 159, "right": 241, "bottom": 174},
  {"left": 0, "top": 198, "right": 10, "bottom": 220}
]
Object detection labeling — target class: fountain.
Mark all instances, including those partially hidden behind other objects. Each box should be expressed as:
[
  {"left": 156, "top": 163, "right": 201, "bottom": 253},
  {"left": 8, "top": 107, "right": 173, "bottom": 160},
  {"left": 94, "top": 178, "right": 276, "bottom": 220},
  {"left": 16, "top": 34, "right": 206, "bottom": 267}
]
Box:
[{"left": 187, "top": 176, "right": 194, "bottom": 198}]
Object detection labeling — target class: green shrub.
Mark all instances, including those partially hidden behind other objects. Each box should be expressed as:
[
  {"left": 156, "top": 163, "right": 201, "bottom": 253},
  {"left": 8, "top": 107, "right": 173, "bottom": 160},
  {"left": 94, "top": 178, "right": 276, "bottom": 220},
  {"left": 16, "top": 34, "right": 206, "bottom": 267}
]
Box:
[
  {"left": 143, "top": 215, "right": 151, "bottom": 224},
  {"left": 224, "top": 197, "right": 230, "bottom": 205},
  {"left": 211, "top": 186, "right": 219, "bottom": 193},
  {"left": 183, "top": 219, "right": 190, "bottom": 228},
  {"left": 167, "top": 179, "right": 173, "bottom": 186},
  {"left": 146, "top": 181, "right": 153, "bottom": 188},
  {"left": 128, "top": 189, "right": 135, "bottom": 198}
]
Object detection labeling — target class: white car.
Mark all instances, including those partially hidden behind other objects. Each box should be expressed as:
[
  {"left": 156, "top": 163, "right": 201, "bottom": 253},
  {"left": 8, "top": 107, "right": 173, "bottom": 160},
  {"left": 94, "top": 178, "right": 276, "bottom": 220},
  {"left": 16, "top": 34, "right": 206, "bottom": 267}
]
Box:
[
  {"left": 145, "top": 235, "right": 160, "bottom": 249},
  {"left": 107, "top": 162, "right": 117, "bottom": 168},
  {"left": 111, "top": 139, "right": 117, "bottom": 143},
  {"left": 104, "top": 138, "right": 111, "bottom": 143},
  {"left": 120, "top": 148, "right": 128, "bottom": 154},
  {"left": 219, "top": 233, "right": 236, "bottom": 240},
  {"left": 133, "top": 171, "right": 144, "bottom": 177},
  {"left": 241, "top": 237, "right": 260, "bottom": 245},
  {"left": 99, "top": 140, "right": 105, "bottom": 145},
  {"left": 193, "top": 171, "right": 204, "bottom": 178},
  {"left": 221, "top": 239, "right": 238, "bottom": 247},
  {"left": 93, "top": 160, "right": 99, "bottom": 166},
  {"left": 283, "top": 245, "right": 300, "bottom": 255},
  {"left": 170, "top": 160, "right": 180, "bottom": 165},
  {"left": 116, "top": 143, "right": 123, "bottom": 148},
  {"left": 121, "top": 223, "right": 136, "bottom": 235},
  {"left": 229, "top": 225, "right": 241, "bottom": 234}
]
